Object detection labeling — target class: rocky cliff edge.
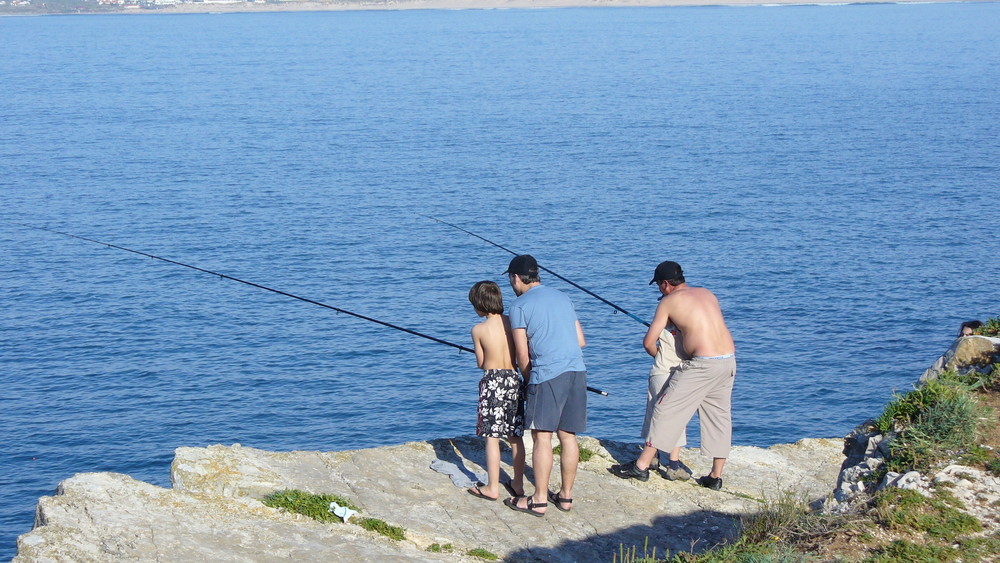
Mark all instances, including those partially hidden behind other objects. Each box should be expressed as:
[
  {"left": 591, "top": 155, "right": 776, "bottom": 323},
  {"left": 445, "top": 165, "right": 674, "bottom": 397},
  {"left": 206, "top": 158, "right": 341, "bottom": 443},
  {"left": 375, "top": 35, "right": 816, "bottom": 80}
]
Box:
[{"left": 14, "top": 435, "right": 842, "bottom": 562}]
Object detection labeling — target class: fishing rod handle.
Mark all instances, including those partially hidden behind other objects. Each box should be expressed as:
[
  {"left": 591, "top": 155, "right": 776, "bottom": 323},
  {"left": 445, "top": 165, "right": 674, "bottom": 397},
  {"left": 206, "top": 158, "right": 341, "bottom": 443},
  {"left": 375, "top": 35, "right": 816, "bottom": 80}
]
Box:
[{"left": 586, "top": 386, "right": 609, "bottom": 396}]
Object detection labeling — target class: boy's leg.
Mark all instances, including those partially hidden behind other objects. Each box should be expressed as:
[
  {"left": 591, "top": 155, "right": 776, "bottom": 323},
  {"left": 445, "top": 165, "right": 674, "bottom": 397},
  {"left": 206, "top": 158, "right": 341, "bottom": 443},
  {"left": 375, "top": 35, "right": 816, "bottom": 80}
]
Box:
[
  {"left": 507, "top": 435, "right": 525, "bottom": 495},
  {"left": 471, "top": 437, "right": 501, "bottom": 499},
  {"left": 485, "top": 437, "right": 501, "bottom": 495},
  {"left": 555, "top": 430, "right": 578, "bottom": 508}
]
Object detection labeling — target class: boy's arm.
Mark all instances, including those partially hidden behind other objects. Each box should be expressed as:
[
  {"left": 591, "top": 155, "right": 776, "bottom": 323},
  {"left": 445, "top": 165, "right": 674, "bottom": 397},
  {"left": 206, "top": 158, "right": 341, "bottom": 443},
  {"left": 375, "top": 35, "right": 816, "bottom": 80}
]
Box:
[
  {"left": 471, "top": 325, "right": 485, "bottom": 370},
  {"left": 643, "top": 298, "right": 671, "bottom": 357},
  {"left": 575, "top": 320, "right": 586, "bottom": 348},
  {"left": 512, "top": 327, "right": 531, "bottom": 378}
]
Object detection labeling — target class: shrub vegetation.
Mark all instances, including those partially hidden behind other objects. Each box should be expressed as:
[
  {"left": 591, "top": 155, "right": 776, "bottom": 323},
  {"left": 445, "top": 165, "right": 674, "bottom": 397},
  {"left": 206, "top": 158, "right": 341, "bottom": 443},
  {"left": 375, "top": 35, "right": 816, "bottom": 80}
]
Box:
[{"left": 972, "top": 315, "right": 1000, "bottom": 337}]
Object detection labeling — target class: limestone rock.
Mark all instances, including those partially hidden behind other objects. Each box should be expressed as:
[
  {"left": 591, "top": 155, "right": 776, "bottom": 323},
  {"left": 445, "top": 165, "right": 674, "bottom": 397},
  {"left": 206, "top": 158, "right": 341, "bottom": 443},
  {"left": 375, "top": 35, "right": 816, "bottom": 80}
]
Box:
[
  {"left": 920, "top": 336, "right": 1000, "bottom": 383},
  {"left": 15, "top": 435, "right": 843, "bottom": 562},
  {"left": 880, "top": 470, "right": 928, "bottom": 494},
  {"left": 932, "top": 465, "right": 1000, "bottom": 534},
  {"left": 14, "top": 472, "right": 451, "bottom": 563}
]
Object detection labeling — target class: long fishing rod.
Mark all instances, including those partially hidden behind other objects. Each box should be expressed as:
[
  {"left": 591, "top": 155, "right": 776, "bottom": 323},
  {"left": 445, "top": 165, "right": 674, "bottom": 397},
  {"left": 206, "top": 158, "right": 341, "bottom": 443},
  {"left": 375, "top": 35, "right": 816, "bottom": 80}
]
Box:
[
  {"left": 424, "top": 215, "right": 651, "bottom": 328},
  {"left": 21, "top": 223, "right": 609, "bottom": 396}
]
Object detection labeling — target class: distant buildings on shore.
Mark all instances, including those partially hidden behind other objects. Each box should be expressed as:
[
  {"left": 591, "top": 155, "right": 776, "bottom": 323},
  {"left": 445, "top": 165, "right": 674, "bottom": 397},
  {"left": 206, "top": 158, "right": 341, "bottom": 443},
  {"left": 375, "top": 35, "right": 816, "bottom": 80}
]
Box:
[
  {"left": 0, "top": 0, "right": 281, "bottom": 9},
  {"left": 97, "top": 0, "right": 269, "bottom": 6}
]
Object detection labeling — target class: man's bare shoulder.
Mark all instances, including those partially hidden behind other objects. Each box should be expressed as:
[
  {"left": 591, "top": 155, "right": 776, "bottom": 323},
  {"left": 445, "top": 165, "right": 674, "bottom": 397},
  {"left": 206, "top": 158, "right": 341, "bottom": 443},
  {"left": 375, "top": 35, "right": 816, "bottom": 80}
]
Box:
[{"left": 672, "top": 285, "right": 717, "bottom": 301}]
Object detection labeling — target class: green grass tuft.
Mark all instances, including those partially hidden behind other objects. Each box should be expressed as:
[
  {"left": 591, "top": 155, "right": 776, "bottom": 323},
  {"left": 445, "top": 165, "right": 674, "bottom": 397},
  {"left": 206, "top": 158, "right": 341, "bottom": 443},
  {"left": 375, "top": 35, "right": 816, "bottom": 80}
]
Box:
[
  {"left": 863, "top": 539, "right": 958, "bottom": 562},
  {"left": 551, "top": 444, "right": 595, "bottom": 462},
  {"left": 986, "top": 456, "right": 1000, "bottom": 477},
  {"left": 874, "top": 488, "right": 981, "bottom": 542},
  {"left": 358, "top": 517, "right": 406, "bottom": 541},
  {"left": 426, "top": 543, "right": 454, "bottom": 553},
  {"left": 260, "top": 489, "right": 360, "bottom": 523},
  {"left": 466, "top": 547, "right": 499, "bottom": 560}
]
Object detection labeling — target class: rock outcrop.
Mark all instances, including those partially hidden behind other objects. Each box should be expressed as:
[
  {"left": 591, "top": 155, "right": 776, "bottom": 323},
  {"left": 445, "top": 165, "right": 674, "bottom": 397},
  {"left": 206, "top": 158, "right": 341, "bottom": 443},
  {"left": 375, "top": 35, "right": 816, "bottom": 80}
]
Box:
[
  {"left": 15, "top": 436, "right": 842, "bottom": 562},
  {"left": 920, "top": 335, "right": 1000, "bottom": 383},
  {"left": 830, "top": 335, "right": 1000, "bottom": 525}
]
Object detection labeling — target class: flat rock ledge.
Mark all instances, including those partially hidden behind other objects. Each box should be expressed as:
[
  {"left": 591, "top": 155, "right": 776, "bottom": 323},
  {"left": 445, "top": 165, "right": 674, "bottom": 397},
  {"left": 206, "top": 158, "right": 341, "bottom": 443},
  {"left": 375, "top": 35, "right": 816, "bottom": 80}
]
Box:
[{"left": 14, "top": 436, "right": 842, "bottom": 562}]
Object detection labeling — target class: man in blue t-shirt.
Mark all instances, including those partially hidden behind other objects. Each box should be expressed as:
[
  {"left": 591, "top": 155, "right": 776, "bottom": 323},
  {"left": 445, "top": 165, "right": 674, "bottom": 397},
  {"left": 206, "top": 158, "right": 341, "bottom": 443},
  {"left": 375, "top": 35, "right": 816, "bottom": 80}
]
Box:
[{"left": 502, "top": 254, "right": 587, "bottom": 517}]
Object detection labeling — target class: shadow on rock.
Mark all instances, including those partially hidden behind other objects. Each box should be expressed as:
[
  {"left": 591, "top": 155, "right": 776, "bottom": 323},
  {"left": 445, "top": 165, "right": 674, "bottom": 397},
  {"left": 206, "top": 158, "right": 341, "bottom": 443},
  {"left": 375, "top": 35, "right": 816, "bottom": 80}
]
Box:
[
  {"left": 504, "top": 509, "right": 740, "bottom": 562},
  {"left": 430, "top": 436, "right": 535, "bottom": 486}
]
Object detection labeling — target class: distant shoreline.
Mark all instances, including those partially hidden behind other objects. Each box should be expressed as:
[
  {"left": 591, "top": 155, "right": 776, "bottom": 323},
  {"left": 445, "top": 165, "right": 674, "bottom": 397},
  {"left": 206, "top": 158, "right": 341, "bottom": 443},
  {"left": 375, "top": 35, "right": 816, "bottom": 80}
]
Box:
[{"left": 1, "top": 0, "right": 991, "bottom": 16}]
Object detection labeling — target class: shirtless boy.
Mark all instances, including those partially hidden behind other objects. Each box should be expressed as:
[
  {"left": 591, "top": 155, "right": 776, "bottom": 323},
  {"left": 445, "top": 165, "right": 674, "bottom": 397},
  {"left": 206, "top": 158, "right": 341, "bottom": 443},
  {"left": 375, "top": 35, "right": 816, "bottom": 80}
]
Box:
[
  {"left": 467, "top": 281, "right": 526, "bottom": 502},
  {"left": 610, "top": 261, "right": 736, "bottom": 490}
]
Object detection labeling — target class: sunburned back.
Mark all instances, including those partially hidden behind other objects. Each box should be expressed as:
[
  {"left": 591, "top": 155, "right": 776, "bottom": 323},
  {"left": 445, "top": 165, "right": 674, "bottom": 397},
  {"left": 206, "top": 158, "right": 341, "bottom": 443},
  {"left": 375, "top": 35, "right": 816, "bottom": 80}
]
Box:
[
  {"left": 666, "top": 287, "right": 735, "bottom": 358},
  {"left": 474, "top": 314, "right": 517, "bottom": 371}
]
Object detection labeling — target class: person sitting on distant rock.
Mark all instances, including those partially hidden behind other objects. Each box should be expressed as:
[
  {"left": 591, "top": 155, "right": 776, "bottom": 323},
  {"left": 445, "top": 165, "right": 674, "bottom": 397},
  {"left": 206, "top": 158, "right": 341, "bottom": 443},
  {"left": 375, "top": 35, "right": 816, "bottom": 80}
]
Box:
[
  {"left": 959, "top": 320, "right": 983, "bottom": 338},
  {"left": 466, "top": 281, "right": 526, "bottom": 502}
]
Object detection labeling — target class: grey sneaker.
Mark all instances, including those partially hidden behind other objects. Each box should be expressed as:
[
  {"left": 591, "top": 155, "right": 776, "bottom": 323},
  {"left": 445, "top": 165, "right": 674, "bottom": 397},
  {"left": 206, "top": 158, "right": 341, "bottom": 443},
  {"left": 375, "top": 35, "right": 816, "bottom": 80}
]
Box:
[
  {"left": 696, "top": 475, "right": 723, "bottom": 490},
  {"left": 609, "top": 460, "right": 650, "bottom": 482},
  {"left": 660, "top": 466, "right": 692, "bottom": 481}
]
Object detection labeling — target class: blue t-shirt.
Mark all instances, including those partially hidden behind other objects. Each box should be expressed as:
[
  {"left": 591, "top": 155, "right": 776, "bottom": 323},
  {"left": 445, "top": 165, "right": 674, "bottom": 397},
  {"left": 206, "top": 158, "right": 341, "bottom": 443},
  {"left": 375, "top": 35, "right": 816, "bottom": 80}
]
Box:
[{"left": 508, "top": 284, "right": 587, "bottom": 384}]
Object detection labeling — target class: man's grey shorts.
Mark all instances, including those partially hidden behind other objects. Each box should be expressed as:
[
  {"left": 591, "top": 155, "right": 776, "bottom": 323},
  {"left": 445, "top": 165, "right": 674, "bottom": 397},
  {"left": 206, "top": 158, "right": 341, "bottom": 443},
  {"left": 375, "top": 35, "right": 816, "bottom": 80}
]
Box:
[{"left": 524, "top": 370, "right": 587, "bottom": 433}]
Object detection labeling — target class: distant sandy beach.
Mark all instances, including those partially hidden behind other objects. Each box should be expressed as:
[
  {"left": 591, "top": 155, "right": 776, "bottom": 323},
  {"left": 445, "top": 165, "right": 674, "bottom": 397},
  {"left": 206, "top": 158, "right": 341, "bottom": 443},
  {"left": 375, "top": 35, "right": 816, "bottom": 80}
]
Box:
[
  {"left": 125, "top": 0, "right": 983, "bottom": 14},
  {"left": 0, "top": 0, "right": 985, "bottom": 16}
]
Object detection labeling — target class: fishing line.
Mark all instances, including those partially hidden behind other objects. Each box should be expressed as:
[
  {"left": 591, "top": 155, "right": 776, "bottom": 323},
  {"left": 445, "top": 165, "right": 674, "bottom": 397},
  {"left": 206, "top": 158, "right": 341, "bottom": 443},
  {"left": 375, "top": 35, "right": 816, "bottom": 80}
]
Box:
[
  {"left": 423, "top": 215, "right": 651, "bottom": 328},
  {"left": 20, "top": 223, "right": 609, "bottom": 396}
]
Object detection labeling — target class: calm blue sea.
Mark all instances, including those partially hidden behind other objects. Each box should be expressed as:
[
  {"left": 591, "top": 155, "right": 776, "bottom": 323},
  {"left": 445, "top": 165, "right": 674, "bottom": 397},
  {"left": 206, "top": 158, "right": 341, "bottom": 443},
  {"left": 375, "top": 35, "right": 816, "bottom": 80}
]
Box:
[{"left": 2, "top": 3, "right": 999, "bottom": 558}]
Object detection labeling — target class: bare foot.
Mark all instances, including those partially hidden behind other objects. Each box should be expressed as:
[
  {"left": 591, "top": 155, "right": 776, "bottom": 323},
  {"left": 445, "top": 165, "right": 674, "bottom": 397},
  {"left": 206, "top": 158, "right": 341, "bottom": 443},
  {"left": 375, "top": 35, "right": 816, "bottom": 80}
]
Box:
[{"left": 467, "top": 484, "right": 500, "bottom": 501}]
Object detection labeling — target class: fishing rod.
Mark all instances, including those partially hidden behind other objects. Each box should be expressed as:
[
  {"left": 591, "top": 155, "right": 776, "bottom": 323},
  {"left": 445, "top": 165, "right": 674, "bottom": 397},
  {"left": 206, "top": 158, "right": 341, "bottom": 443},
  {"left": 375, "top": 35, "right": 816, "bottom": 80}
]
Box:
[
  {"left": 20, "top": 223, "right": 609, "bottom": 396},
  {"left": 423, "top": 215, "right": 651, "bottom": 328}
]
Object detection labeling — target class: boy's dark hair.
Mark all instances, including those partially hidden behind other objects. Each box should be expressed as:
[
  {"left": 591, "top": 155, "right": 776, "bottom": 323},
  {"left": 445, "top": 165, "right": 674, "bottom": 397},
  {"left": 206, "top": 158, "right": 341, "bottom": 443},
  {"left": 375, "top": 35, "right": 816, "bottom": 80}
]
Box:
[{"left": 469, "top": 281, "right": 504, "bottom": 315}]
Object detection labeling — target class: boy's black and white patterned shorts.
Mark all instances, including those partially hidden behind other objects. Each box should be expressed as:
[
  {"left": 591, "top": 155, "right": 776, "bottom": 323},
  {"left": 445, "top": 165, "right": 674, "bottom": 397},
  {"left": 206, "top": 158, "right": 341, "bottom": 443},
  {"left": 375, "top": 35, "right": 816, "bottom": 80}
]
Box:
[{"left": 476, "top": 369, "right": 525, "bottom": 438}]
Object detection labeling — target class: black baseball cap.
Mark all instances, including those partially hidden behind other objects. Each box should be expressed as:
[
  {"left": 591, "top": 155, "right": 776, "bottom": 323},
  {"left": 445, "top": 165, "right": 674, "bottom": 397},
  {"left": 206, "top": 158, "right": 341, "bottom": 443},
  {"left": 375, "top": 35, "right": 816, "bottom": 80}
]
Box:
[
  {"left": 505, "top": 254, "right": 538, "bottom": 277},
  {"left": 649, "top": 261, "right": 683, "bottom": 285}
]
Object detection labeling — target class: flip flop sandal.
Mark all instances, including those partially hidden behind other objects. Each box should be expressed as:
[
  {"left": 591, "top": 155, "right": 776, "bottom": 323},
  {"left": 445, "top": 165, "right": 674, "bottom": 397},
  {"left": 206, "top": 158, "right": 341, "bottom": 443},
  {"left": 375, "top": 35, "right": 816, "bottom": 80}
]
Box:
[
  {"left": 547, "top": 490, "right": 573, "bottom": 512},
  {"left": 504, "top": 496, "right": 547, "bottom": 517},
  {"left": 502, "top": 479, "right": 524, "bottom": 498},
  {"left": 468, "top": 483, "right": 498, "bottom": 501}
]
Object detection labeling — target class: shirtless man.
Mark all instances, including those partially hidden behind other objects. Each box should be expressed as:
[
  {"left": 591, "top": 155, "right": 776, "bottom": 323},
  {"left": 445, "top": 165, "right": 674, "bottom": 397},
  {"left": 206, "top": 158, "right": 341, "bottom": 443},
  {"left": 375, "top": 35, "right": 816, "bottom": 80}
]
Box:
[{"left": 610, "top": 261, "right": 736, "bottom": 490}]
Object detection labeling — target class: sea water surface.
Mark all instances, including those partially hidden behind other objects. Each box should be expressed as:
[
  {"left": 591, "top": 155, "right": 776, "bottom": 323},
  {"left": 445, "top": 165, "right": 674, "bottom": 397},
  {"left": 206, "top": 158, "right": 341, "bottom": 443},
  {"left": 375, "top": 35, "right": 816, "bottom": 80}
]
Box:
[{"left": 2, "top": 3, "right": 999, "bottom": 557}]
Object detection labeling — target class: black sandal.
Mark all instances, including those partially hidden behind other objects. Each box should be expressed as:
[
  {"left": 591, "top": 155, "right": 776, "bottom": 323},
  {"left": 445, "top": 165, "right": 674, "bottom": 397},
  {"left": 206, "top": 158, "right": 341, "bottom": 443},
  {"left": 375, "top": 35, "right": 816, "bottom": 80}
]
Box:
[
  {"left": 504, "top": 496, "right": 547, "bottom": 517},
  {"left": 547, "top": 490, "right": 573, "bottom": 512},
  {"left": 502, "top": 479, "right": 525, "bottom": 498}
]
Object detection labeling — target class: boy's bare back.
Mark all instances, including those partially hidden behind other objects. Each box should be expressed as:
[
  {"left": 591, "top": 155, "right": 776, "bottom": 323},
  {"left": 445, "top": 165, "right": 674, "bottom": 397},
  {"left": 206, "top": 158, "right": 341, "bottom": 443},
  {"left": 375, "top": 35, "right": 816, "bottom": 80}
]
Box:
[{"left": 471, "top": 314, "right": 517, "bottom": 371}]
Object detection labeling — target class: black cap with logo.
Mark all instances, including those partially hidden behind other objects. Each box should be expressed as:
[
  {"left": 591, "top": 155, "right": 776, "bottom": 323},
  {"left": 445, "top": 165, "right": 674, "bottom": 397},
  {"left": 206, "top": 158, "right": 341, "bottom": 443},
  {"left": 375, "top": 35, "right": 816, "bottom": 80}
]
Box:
[{"left": 649, "top": 261, "right": 683, "bottom": 285}]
